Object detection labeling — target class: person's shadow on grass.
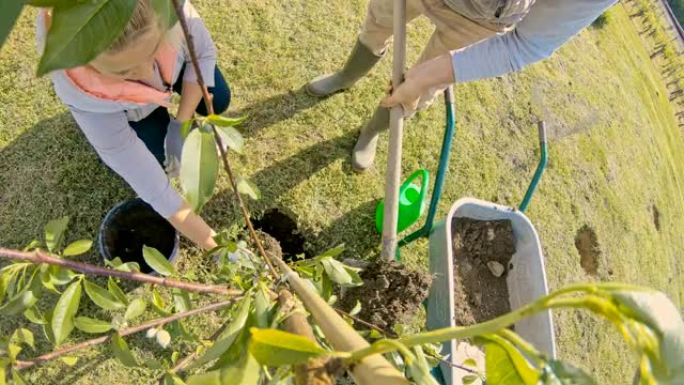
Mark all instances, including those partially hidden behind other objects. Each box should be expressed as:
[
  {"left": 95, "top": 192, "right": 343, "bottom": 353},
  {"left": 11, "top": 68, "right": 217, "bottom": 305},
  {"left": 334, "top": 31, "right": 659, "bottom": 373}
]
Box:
[
  {"left": 0, "top": 112, "right": 131, "bottom": 253},
  {"left": 230, "top": 86, "right": 325, "bottom": 137}
]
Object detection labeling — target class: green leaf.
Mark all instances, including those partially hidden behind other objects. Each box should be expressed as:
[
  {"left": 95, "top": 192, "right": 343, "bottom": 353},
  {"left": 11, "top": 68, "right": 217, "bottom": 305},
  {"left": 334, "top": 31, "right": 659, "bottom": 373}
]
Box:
[
  {"left": 107, "top": 278, "right": 129, "bottom": 305},
  {"left": 11, "top": 329, "right": 34, "bottom": 349},
  {"left": 143, "top": 246, "right": 176, "bottom": 276},
  {"left": 0, "top": 290, "right": 38, "bottom": 316},
  {"left": 349, "top": 301, "right": 362, "bottom": 317},
  {"left": 612, "top": 290, "right": 682, "bottom": 336},
  {"left": 236, "top": 178, "right": 260, "bottom": 200},
  {"left": 463, "top": 358, "right": 478, "bottom": 368},
  {"left": 84, "top": 280, "right": 125, "bottom": 311},
  {"left": 163, "top": 373, "right": 188, "bottom": 385},
  {"left": 463, "top": 375, "right": 479, "bottom": 385},
  {"left": 254, "top": 288, "right": 270, "bottom": 329},
  {"left": 315, "top": 245, "right": 346, "bottom": 260},
  {"left": 173, "top": 289, "right": 191, "bottom": 313},
  {"left": 207, "top": 114, "right": 247, "bottom": 128},
  {"left": 40, "top": 268, "right": 60, "bottom": 294},
  {"left": 22, "top": 240, "right": 40, "bottom": 252},
  {"left": 150, "top": 0, "right": 178, "bottom": 29},
  {"left": 45, "top": 216, "right": 69, "bottom": 252},
  {"left": 124, "top": 298, "right": 147, "bottom": 321},
  {"left": 7, "top": 343, "right": 22, "bottom": 362},
  {"left": 216, "top": 125, "right": 245, "bottom": 154},
  {"left": 24, "top": 307, "right": 47, "bottom": 325},
  {"left": 0, "top": 0, "right": 23, "bottom": 50},
  {"left": 42, "top": 311, "right": 55, "bottom": 345},
  {"left": 49, "top": 266, "right": 76, "bottom": 285},
  {"left": 0, "top": 362, "right": 5, "bottom": 385},
  {"left": 190, "top": 297, "right": 252, "bottom": 369},
  {"left": 188, "top": 353, "right": 259, "bottom": 385},
  {"left": 51, "top": 280, "right": 82, "bottom": 346},
  {"left": 105, "top": 258, "right": 140, "bottom": 273},
  {"left": 63, "top": 240, "right": 93, "bottom": 257},
  {"left": 27, "top": 0, "right": 84, "bottom": 6},
  {"left": 156, "top": 329, "right": 171, "bottom": 349},
  {"left": 60, "top": 356, "right": 79, "bottom": 366},
  {"left": 144, "top": 357, "right": 164, "bottom": 370},
  {"left": 74, "top": 316, "right": 113, "bottom": 334},
  {"left": 11, "top": 369, "right": 28, "bottom": 385},
  {"left": 408, "top": 346, "right": 440, "bottom": 385},
  {"left": 540, "top": 361, "right": 596, "bottom": 385},
  {"left": 320, "top": 257, "right": 354, "bottom": 287},
  {"left": 180, "top": 119, "right": 193, "bottom": 140},
  {"left": 612, "top": 290, "right": 684, "bottom": 382},
  {"left": 151, "top": 288, "right": 171, "bottom": 316},
  {"left": 37, "top": 0, "right": 138, "bottom": 75},
  {"left": 249, "top": 328, "right": 327, "bottom": 366},
  {"left": 180, "top": 129, "right": 218, "bottom": 212},
  {"left": 111, "top": 334, "right": 138, "bottom": 367},
  {"left": 484, "top": 338, "right": 538, "bottom": 385}
]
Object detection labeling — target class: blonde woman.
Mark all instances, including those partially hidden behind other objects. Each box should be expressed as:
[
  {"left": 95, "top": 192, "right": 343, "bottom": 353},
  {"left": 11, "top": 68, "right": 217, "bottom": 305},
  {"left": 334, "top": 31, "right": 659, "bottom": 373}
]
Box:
[{"left": 37, "top": 1, "right": 228, "bottom": 251}]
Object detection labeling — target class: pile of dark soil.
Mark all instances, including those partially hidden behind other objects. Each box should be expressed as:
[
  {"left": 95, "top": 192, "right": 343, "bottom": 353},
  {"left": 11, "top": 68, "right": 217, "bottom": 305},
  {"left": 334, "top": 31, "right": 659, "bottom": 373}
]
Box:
[{"left": 339, "top": 260, "right": 432, "bottom": 330}]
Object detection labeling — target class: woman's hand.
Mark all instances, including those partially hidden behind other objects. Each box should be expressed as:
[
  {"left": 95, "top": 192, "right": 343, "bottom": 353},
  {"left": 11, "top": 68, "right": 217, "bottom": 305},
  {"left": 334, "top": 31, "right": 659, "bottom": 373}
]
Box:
[
  {"left": 381, "top": 53, "right": 456, "bottom": 112},
  {"left": 167, "top": 201, "right": 218, "bottom": 250}
]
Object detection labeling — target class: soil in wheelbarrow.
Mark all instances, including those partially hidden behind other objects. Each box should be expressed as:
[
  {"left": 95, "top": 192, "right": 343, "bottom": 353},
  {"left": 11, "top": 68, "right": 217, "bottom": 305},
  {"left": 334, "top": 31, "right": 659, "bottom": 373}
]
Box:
[
  {"left": 451, "top": 218, "right": 516, "bottom": 326},
  {"left": 339, "top": 260, "right": 432, "bottom": 330}
]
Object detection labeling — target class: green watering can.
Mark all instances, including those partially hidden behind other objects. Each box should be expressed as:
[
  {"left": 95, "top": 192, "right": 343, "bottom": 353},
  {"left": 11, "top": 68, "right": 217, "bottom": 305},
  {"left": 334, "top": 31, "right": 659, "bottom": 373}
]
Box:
[{"left": 376, "top": 169, "right": 430, "bottom": 234}]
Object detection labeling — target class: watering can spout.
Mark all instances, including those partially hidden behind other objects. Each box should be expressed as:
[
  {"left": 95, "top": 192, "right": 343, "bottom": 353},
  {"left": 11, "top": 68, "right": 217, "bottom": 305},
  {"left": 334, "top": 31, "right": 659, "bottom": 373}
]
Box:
[{"left": 376, "top": 169, "right": 430, "bottom": 234}]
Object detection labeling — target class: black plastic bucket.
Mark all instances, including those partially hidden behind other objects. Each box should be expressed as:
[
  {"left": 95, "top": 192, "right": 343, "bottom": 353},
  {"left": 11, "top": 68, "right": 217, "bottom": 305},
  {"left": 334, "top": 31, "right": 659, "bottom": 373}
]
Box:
[{"left": 98, "top": 198, "right": 179, "bottom": 274}]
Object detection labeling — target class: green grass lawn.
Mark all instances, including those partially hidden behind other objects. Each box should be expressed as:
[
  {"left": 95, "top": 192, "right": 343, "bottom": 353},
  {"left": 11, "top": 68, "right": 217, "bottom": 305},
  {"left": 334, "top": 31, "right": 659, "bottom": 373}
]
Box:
[{"left": 1, "top": 2, "right": 683, "bottom": 384}]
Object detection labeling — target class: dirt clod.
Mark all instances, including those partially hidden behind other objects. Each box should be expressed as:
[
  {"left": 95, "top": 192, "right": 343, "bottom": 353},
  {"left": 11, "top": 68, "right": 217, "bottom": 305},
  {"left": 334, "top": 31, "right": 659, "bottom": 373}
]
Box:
[
  {"left": 451, "top": 218, "right": 516, "bottom": 326},
  {"left": 487, "top": 261, "right": 505, "bottom": 277},
  {"left": 575, "top": 225, "right": 600, "bottom": 276},
  {"left": 339, "top": 260, "right": 432, "bottom": 330},
  {"left": 652, "top": 204, "right": 661, "bottom": 231}
]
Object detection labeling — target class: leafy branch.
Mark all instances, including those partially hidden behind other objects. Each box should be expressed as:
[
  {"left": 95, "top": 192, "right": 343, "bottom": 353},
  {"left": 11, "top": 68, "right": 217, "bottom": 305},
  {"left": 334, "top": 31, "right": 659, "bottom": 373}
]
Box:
[
  {"left": 169, "top": 0, "right": 277, "bottom": 277},
  {"left": 13, "top": 298, "right": 239, "bottom": 370}
]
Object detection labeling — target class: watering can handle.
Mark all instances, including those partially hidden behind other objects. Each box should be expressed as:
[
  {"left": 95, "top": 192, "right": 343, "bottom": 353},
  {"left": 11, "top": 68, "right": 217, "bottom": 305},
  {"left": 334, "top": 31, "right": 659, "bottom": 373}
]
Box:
[{"left": 400, "top": 169, "right": 430, "bottom": 205}]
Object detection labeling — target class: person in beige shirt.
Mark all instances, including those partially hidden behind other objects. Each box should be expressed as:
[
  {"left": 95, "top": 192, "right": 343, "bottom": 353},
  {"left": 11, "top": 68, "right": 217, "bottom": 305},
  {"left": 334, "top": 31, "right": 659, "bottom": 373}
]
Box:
[{"left": 307, "top": 0, "right": 617, "bottom": 171}]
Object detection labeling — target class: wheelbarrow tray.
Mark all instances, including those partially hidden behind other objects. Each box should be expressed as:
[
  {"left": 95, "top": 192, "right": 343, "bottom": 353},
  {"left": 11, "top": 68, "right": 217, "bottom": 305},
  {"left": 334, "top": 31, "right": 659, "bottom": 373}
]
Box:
[{"left": 427, "top": 197, "right": 557, "bottom": 385}]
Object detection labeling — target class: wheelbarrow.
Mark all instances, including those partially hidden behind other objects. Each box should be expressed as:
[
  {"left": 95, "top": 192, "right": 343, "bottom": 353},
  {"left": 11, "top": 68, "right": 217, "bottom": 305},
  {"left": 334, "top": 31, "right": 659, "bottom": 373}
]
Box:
[
  {"left": 376, "top": 1, "right": 555, "bottom": 383},
  {"left": 377, "top": 89, "right": 556, "bottom": 384}
]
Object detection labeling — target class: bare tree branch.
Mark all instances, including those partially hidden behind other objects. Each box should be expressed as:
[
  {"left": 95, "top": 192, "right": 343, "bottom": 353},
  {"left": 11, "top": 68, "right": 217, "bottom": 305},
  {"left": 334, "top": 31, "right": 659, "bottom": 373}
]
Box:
[{"left": 0, "top": 248, "right": 241, "bottom": 296}]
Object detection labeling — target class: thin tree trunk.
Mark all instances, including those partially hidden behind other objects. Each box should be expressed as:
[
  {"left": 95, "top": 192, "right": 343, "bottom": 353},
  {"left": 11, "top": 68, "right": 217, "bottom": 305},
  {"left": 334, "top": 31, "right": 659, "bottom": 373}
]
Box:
[{"left": 279, "top": 290, "right": 336, "bottom": 385}]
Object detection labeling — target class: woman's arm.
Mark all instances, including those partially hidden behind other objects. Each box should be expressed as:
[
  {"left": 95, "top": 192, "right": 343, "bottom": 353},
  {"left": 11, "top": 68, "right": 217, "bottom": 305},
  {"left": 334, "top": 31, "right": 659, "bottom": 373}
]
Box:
[
  {"left": 70, "top": 108, "right": 217, "bottom": 251},
  {"left": 176, "top": 81, "right": 206, "bottom": 121},
  {"left": 382, "top": 0, "right": 617, "bottom": 109},
  {"left": 168, "top": 201, "right": 217, "bottom": 249}
]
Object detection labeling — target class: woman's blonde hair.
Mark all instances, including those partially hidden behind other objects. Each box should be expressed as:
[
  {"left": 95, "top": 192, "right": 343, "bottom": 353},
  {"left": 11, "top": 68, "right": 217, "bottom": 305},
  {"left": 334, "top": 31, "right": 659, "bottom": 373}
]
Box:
[{"left": 107, "top": 0, "right": 182, "bottom": 54}]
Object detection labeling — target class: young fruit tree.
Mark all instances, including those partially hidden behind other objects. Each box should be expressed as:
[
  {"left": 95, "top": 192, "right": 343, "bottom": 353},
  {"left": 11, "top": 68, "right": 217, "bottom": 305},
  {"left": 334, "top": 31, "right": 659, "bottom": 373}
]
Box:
[{"left": 1, "top": 1, "right": 683, "bottom": 385}]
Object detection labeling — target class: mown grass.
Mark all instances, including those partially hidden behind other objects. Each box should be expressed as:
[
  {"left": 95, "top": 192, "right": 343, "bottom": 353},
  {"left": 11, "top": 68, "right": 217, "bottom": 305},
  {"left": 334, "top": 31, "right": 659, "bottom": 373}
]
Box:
[{"left": 0, "top": 2, "right": 683, "bottom": 384}]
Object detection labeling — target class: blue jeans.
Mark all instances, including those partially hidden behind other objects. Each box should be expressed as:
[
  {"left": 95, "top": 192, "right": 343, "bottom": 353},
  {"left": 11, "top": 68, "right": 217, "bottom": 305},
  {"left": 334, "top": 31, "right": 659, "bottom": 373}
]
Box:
[{"left": 129, "top": 66, "right": 231, "bottom": 165}]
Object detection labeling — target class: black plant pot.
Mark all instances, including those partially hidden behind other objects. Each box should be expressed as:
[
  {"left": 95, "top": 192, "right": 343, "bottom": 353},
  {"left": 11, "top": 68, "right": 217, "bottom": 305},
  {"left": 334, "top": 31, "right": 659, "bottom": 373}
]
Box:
[{"left": 98, "top": 198, "right": 179, "bottom": 274}]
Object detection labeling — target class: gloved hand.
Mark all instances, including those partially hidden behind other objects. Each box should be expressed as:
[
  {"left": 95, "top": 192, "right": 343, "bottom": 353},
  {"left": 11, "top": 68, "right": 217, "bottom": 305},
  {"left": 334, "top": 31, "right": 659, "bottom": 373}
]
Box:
[{"left": 164, "top": 119, "right": 184, "bottom": 177}]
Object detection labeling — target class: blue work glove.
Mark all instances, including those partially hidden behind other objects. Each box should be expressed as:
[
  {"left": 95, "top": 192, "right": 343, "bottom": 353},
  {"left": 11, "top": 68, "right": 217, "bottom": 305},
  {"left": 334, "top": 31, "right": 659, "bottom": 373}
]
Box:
[{"left": 164, "top": 119, "right": 184, "bottom": 178}]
